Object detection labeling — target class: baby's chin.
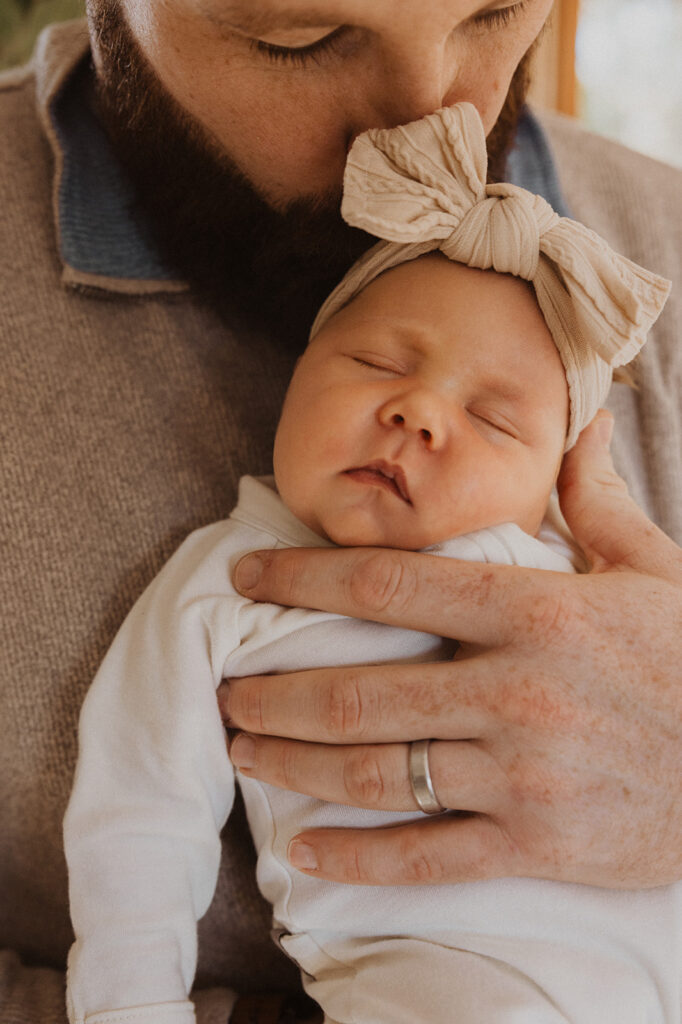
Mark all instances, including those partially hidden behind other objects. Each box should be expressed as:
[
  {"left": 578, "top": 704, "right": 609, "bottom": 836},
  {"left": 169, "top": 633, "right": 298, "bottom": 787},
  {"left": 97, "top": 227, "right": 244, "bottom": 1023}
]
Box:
[
  {"left": 311, "top": 499, "right": 532, "bottom": 550},
  {"left": 319, "top": 512, "right": 537, "bottom": 550},
  {"left": 319, "top": 516, "right": 435, "bottom": 552}
]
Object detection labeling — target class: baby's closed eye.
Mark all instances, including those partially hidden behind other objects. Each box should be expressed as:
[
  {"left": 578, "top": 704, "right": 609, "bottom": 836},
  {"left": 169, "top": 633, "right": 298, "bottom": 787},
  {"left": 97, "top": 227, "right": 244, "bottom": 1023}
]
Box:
[
  {"left": 466, "top": 406, "right": 521, "bottom": 441},
  {"left": 347, "top": 352, "right": 406, "bottom": 375}
]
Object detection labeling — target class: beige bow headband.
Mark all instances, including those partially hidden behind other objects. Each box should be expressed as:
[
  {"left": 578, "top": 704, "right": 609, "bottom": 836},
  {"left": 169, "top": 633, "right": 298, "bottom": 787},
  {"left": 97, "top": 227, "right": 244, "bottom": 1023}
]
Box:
[{"left": 310, "top": 103, "right": 671, "bottom": 449}]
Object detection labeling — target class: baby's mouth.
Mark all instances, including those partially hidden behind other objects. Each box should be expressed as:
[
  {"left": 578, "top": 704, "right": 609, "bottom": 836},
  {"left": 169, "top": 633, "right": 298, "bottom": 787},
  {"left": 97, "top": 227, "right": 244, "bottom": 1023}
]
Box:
[{"left": 343, "top": 461, "right": 412, "bottom": 505}]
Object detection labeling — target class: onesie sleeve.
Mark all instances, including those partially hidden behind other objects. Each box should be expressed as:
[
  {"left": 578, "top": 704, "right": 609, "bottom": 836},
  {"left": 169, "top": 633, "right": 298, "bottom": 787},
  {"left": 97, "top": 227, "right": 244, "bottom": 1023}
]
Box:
[{"left": 63, "top": 524, "right": 244, "bottom": 1024}]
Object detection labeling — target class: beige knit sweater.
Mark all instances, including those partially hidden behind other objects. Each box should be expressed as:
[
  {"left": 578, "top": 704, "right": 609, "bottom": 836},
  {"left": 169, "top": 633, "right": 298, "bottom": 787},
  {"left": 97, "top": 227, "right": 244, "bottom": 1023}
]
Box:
[{"left": 1, "top": 20, "right": 680, "bottom": 1024}]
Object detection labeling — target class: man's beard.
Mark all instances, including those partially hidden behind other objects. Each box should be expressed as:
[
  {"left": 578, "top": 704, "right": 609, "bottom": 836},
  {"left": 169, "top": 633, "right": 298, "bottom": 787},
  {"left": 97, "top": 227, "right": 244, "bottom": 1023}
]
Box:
[{"left": 88, "top": 0, "right": 534, "bottom": 348}]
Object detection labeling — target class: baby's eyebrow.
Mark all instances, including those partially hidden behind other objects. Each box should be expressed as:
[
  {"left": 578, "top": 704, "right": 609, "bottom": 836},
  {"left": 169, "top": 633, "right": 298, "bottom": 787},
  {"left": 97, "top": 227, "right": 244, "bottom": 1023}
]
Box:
[
  {"left": 476, "top": 378, "right": 528, "bottom": 404},
  {"left": 349, "top": 317, "right": 430, "bottom": 354}
]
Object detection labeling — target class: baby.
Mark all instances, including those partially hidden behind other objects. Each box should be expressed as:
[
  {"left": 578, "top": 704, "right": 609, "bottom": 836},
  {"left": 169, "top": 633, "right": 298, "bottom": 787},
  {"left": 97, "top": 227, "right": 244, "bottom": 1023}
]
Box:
[{"left": 64, "top": 105, "right": 676, "bottom": 1024}]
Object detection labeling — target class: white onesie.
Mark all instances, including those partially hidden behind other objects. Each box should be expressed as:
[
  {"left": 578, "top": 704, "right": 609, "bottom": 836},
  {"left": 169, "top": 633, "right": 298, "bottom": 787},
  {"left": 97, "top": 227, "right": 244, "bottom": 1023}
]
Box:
[{"left": 64, "top": 476, "right": 682, "bottom": 1024}]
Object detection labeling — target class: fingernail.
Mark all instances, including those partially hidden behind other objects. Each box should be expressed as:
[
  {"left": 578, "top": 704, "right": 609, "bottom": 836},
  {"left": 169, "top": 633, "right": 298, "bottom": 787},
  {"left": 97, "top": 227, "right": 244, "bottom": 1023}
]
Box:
[
  {"left": 288, "top": 839, "right": 318, "bottom": 871},
  {"left": 234, "top": 554, "right": 264, "bottom": 592},
  {"left": 230, "top": 733, "right": 256, "bottom": 769},
  {"left": 596, "top": 411, "right": 614, "bottom": 448}
]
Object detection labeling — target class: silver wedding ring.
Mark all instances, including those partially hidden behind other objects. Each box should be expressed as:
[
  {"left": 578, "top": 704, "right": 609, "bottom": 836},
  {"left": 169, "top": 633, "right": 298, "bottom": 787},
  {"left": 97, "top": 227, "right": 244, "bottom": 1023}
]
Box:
[{"left": 408, "top": 739, "right": 446, "bottom": 815}]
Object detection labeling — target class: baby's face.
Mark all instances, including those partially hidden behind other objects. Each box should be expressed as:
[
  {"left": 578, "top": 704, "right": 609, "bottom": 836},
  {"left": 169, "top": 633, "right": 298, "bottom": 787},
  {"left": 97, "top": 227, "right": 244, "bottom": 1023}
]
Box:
[{"left": 274, "top": 255, "right": 569, "bottom": 550}]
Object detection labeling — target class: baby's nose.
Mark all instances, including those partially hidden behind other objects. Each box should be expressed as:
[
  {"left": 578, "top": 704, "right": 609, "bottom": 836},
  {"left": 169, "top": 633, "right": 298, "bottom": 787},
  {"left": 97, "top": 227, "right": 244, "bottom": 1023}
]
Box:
[
  {"left": 379, "top": 392, "right": 446, "bottom": 449},
  {"left": 388, "top": 411, "right": 434, "bottom": 446}
]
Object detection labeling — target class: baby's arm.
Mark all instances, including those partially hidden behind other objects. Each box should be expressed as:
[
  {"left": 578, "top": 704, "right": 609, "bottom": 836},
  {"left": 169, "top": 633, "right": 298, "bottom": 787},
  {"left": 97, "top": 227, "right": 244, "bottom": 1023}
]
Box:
[{"left": 64, "top": 524, "right": 243, "bottom": 1024}]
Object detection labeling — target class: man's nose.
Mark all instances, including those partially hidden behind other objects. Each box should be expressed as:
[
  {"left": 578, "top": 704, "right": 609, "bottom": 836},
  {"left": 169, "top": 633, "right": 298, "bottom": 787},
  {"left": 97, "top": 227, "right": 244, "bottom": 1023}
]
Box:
[
  {"left": 378, "top": 390, "right": 448, "bottom": 450},
  {"left": 351, "top": 42, "right": 458, "bottom": 138}
]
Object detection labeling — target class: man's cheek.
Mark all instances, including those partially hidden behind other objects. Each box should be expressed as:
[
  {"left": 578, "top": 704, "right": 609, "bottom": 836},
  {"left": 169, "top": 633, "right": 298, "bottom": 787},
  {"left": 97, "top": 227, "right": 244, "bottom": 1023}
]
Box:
[{"left": 220, "top": 93, "right": 352, "bottom": 198}]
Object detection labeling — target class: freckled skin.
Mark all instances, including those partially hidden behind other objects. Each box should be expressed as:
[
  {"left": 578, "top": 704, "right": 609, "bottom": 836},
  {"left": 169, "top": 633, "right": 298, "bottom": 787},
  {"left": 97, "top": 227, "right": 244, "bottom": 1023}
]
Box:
[
  {"left": 118, "top": 0, "right": 554, "bottom": 207},
  {"left": 223, "top": 461, "right": 682, "bottom": 889}
]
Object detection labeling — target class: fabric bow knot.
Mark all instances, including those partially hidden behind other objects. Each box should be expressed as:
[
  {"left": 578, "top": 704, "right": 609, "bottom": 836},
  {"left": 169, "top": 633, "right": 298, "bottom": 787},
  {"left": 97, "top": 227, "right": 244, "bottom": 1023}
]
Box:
[
  {"left": 440, "top": 183, "right": 558, "bottom": 280},
  {"left": 311, "top": 103, "right": 671, "bottom": 449}
]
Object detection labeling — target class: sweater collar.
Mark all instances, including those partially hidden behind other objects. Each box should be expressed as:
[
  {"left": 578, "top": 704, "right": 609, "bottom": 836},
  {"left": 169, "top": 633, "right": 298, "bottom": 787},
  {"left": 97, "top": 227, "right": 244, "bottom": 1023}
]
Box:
[{"left": 36, "top": 19, "right": 569, "bottom": 297}]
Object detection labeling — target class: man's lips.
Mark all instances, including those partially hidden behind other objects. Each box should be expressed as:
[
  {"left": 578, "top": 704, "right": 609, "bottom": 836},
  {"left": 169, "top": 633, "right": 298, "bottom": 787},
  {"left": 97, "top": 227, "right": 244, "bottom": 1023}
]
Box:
[{"left": 343, "top": 461, "right": 412, "bottom": 504}]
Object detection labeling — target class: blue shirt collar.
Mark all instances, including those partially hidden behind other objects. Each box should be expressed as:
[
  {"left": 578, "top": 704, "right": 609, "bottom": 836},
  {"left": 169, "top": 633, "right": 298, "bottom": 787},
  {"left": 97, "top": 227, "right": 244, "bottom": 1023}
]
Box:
[
  {"left": 53, "top": 57, "right": 181, "bottom": 289},
  {"left": 51, "top": 53, "right": 570, "bottom": 290},
  {"left": 507, "top": 110, "right": 570, "bottom": 217}
]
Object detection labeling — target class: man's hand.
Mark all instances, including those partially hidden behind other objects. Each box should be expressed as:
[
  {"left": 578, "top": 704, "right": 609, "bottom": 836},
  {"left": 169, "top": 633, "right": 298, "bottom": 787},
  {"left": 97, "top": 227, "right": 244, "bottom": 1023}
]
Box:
[{"left": 218, "top": 412, "right": 682, "bottom": 889}]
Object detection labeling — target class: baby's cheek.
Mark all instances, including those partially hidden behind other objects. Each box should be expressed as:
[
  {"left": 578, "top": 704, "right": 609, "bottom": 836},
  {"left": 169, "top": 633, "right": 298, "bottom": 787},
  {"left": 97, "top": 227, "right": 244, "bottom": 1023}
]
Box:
[{"left": 310, "top": 427, "right": 355, "bottom": 468}]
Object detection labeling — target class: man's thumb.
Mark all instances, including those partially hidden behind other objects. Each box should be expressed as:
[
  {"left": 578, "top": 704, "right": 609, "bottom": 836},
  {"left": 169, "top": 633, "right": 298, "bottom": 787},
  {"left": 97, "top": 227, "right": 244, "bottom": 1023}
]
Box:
[{"left": 558, "top": 410, "right": 670, "bottom": 573}]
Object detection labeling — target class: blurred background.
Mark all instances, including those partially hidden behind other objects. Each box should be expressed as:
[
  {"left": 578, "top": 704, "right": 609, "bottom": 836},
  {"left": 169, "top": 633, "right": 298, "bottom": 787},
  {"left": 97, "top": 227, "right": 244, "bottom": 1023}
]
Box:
[
  {"left": 529, "top": 0, "right": 681, "bottom": 167},
  {"left": 1, "top": 0, "right": 679, "bottom": 167},
  {"left": 0, "top": 0, "right": 83, "bottom": 71}
]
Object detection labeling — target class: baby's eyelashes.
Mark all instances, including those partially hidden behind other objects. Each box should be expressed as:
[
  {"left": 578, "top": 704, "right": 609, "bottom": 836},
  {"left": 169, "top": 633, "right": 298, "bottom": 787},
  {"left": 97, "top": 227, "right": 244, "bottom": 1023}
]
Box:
[
  {"left": 347, "top": 352, "right": 406, "bottom": 375},
  {"left": 466, "top": 407, "right": 521, "bottom": 441}
]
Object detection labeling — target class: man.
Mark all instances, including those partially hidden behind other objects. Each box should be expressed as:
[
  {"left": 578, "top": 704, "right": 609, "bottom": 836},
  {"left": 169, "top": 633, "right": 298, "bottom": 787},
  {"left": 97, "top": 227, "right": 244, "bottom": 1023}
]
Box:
[{"left": 1, "top": 2, "right": 680, "bottom": 1022}]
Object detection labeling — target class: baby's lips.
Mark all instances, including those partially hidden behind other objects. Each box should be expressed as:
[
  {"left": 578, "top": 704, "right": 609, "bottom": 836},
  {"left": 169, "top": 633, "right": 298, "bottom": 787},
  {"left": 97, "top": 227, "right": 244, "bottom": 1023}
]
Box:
[{"left": 344, "top": 461, "right": 412, "bottom": 504}]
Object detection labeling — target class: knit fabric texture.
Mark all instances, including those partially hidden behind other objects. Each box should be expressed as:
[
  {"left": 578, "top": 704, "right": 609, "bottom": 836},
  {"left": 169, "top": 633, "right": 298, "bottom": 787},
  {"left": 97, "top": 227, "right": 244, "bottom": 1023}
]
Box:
[{"left": 311, "top": 103, "right": 671, "bottom": 449}]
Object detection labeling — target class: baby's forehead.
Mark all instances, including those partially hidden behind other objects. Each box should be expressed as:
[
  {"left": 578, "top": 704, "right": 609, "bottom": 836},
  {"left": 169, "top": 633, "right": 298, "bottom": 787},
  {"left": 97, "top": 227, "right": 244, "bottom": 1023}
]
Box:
[
  {"left": 327, "top": 261, "right": 559, "bottom": 367},
  {"left": 345, "top": 257, "right": 540, "bottom": 333}
]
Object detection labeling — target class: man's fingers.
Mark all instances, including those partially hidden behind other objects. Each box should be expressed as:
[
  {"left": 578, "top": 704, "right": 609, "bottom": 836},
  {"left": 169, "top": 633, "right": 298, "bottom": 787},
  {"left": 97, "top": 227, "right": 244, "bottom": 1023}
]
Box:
[
  {"left": 232, "top": 546, "right": 568, "bottom": 645},
  {"left": 229, "top": 733, "right": 509, "bottom": 814},
  {"left": 286, "top": 814, "right": 521, "bottom": 885},
  {"left": 219, "top": 662, "right": 496, "bottom": 744},
  {"left": 559, "top": 411, "right": 682, "bottom": 576}
]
